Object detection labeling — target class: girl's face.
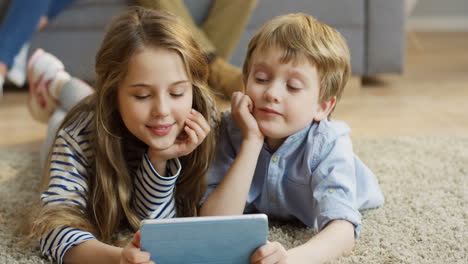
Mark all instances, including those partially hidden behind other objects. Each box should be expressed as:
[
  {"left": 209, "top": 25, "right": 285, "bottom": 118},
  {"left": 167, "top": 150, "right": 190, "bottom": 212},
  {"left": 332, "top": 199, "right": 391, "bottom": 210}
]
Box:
[{"left": 117, "top": 46, "right": 193, "bottom": 151}]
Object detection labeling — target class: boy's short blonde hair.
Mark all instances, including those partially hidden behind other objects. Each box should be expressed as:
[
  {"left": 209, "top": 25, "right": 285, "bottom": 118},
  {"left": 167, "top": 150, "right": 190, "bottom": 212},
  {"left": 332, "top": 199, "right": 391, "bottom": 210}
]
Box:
[{"left": 243, "top": 13, "right": 351, "bottom": 103}]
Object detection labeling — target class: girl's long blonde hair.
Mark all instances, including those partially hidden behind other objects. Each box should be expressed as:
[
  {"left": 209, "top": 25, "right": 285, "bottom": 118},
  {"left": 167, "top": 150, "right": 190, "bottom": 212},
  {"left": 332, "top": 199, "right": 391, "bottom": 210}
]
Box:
[{"left": 29, "top": 7, "right": 216, "bottom": 243}]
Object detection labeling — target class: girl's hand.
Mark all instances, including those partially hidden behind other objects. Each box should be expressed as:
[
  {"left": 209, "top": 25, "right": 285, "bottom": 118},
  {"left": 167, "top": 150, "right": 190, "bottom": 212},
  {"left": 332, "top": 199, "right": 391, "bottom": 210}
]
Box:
[
  {"left": 148, "top": 109, "right": 211, "bottom": 162},
  {"left": 231, "top": 92, "right": 264, "bottom": 144},
  {"left": 250, "top": 241, "right": 288, "bottom": 264},
  {"left": 120, "top": 231, "right": 155, "bottom": 264}
]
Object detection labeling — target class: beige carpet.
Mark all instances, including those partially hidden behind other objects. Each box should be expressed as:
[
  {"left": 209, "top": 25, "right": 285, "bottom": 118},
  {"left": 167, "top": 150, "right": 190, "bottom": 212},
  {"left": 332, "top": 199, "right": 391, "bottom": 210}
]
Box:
[{"left": 1, "top": 136, "right": 467, "bottom": 263}]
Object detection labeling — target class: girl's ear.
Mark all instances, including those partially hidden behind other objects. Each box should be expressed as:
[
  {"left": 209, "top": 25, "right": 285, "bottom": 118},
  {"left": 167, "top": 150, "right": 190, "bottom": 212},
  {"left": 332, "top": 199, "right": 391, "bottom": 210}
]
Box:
[{"left": 313, "top": 96, "right": 337, "bottom": 122}]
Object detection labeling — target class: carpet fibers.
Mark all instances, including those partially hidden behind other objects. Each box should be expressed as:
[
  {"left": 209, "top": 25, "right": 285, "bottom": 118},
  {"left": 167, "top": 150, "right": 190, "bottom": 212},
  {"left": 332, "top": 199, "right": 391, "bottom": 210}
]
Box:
[{"left": 0, "top": 136, "right": 467, "bottom": 263}]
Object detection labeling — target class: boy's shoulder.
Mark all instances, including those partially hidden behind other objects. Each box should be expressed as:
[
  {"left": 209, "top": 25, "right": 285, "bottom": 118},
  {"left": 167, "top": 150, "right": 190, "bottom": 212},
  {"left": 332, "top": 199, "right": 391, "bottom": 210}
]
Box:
[{"left": 312, "top": 119, "right": 351, "bottom": 143}]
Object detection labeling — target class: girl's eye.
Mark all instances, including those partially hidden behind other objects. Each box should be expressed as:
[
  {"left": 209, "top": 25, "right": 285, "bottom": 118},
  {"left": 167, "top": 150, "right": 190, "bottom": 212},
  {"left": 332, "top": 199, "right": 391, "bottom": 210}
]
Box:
[
  {"left": 134, "top": 95, "right": 150, "bottom": 99},
  {"left": 170, "top": 93, "right": 184, "bottom": 97}
]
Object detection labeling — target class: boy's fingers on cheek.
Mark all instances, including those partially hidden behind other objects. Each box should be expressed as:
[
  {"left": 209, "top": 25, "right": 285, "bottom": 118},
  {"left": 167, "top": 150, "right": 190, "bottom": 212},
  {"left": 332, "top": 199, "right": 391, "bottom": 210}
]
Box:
[
  {"left": 239, "top": 95, "right": 250, "bottom": 110},
  {"left": 231, "top": 92, "right": 241, "bottom": 106}
]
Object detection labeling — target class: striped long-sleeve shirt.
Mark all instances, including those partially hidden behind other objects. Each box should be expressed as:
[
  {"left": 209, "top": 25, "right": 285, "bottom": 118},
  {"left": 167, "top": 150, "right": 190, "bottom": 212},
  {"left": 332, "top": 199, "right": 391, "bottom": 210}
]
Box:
[{"left": 39, "top": 113, "right": 181, "bottom": 263}]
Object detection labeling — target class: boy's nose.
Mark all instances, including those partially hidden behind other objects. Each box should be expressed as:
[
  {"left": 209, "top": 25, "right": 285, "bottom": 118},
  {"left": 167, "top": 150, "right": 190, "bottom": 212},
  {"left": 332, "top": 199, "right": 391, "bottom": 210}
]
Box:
[{"left": 264, "top": 82, "right": 281, "bottom": 103}]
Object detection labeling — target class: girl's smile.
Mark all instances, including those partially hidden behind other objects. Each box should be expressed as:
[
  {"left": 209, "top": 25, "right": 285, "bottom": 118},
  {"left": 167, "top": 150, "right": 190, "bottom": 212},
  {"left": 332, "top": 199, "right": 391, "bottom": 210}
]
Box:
[{"left": 147, "top": 123, "right": 174, "bottom": 137}]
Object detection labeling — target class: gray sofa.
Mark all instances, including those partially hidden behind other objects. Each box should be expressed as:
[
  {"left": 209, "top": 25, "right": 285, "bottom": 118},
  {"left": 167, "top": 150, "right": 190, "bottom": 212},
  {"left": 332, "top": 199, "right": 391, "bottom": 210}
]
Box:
[{"left": 0, "top": 0, "right": 405, "bottom": 81}]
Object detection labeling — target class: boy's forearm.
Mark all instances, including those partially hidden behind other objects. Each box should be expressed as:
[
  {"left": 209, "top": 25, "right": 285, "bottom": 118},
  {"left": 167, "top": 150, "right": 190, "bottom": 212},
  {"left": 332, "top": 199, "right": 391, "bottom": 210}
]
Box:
[
  {"left": 63, "top": 239, "right": 122, "bottom": 264},
  {"left": 199, "top": 139, "right": 263, "bottom": 216},
  {"left": 287, "top": 220, "right": 355, "bottom": 264}
]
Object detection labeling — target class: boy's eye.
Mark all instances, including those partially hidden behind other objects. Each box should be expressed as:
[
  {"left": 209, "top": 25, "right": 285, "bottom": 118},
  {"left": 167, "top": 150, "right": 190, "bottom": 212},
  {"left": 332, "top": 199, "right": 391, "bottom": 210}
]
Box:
[
  {"left": 287, "top": 85, "right": 301, "bottom": 91},
  {"left": 255, "top": 77, "right": 268, "bottom": 83}
]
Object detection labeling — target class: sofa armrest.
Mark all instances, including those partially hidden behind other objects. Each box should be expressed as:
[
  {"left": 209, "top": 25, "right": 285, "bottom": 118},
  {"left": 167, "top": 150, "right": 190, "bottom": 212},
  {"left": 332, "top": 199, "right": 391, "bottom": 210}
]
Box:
[{"left": 366, "top": 0, "right": 406, "bottom": 75}]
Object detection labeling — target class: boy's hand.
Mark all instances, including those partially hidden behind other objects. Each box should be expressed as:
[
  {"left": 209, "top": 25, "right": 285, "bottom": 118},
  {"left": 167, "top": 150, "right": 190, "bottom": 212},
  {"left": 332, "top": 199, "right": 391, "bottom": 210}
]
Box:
[
  {"left": 148, "top": 109, "right": 210, "bottom": 162},
  {"left": 231, "top": 92, "right": 264, "bottom": 143},
  {"left": 120, "top": 231, "right": 155, "bottom": 264},
  {"left": 251, "top": 241, "right": 288, "bottom": 264}
]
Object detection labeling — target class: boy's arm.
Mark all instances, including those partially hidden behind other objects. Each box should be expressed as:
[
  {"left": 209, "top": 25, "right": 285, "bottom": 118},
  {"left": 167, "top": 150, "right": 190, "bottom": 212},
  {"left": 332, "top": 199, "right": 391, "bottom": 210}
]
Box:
[
  {"left": 251, "top": 220, "right": 354, "bottom": 264},
  {"left": 200, "top": 92, "right": 264, "bottom": 216},
  {"left": 287, "top": 220, "right": 355, "bottom": 264},
  {"left": 284, "top": 132, "right": 359, "bottom": 263},
  {"left": 199, "top": 137, "right": 263, "bottom": 215}
]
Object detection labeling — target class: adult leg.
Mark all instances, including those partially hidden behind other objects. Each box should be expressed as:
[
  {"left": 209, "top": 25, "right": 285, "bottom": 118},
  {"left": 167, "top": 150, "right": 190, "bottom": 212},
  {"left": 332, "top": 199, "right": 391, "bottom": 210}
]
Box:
[
  {"left": 46, "top": 0, "right": 77, "bottom": 19},
  {"left": 39, "top": 78, "right": 94, "bottom": 167},
  {"left": 27, "top": 49, "right": 93, "bottom": 123},
  {"left": 202, "top": 0, "right": 259, "bottom": 98},
  {"left": 0, "top": 0, "right": 52, "bottom": 69},
  {"left": 136, "top": 0, "right": 216, "bottom": 54},
  {"left": 202, "top": 0, "right": 258, "bottom": 60},
  {"left": 0, "top": 0, "right": 53, "bottom": 94}
]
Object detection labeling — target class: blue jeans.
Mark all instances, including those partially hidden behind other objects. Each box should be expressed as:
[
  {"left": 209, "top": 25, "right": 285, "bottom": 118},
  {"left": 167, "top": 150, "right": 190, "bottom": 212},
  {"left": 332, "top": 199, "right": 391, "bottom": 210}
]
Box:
[{"left": 0, "top": 0, "right": 76, "bottom": 68}]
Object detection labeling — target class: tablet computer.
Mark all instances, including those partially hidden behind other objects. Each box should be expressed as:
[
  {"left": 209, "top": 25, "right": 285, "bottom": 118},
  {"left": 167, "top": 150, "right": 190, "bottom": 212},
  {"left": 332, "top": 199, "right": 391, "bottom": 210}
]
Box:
[{"left": 140, "top": 214, "right": 268, "bottom": 264}]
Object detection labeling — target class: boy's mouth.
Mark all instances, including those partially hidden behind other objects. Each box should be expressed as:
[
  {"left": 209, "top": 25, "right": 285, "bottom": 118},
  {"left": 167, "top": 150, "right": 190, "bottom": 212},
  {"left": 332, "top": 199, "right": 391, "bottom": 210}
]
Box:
[{"left": 258, "top": 107, "right": 281, "bottom": 116}]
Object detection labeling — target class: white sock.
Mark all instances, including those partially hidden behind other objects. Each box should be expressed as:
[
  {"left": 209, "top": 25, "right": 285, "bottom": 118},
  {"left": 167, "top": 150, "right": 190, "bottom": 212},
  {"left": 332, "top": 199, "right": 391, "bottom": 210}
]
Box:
[
  {"left": 49, "top": 71, "right": 71, "bottom": 100},
  {"left": 7, "top": 43, "right": 29, "bottom": 87}
]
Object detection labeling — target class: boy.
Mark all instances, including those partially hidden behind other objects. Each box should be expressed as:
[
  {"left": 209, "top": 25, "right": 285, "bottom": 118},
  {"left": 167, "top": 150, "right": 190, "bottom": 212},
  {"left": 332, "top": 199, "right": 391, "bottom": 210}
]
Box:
[{"left": 199, "top": 13, "right": 384, "bottom": 264}]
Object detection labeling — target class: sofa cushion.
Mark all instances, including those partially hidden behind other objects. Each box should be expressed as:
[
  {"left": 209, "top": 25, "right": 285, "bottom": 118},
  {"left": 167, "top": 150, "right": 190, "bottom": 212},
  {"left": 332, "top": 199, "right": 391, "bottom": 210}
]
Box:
[
  {"left": 44, "top": 0, "right": 128, "bottom": 31},
  {"left": 248, "top": 0, "right": 365, "bottom": 29}
]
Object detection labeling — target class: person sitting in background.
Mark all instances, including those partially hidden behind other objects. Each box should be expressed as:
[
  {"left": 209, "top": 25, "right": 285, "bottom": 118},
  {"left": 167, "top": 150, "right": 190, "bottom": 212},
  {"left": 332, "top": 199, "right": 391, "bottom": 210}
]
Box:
[{"left": 0, "top": 0, "right": 76, "bottom": 96}]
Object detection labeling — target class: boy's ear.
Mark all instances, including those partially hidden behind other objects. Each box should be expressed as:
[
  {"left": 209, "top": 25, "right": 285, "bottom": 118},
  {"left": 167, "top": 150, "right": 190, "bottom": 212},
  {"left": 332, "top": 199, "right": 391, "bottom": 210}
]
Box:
[{"left": 313, "top": 96, "right": 337, "bottom": 122}]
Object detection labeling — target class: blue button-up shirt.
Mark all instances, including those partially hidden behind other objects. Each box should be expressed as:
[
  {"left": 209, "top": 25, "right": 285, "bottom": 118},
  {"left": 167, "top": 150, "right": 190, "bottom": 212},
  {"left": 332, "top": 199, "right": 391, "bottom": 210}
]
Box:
[{"left": 205, "top": 112, "right": 384, "bottom": 237}]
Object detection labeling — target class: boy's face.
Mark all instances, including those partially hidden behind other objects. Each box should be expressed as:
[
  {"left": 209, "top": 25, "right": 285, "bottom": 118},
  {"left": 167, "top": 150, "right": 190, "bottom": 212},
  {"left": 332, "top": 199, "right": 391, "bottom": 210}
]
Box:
[{"left": 245, "top": 46, "right": 333, "bottom": 148}]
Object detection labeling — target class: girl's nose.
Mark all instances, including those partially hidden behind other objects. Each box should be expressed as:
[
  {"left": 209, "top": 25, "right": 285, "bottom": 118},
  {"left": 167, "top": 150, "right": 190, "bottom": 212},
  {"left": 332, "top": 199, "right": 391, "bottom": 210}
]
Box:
[{"left": 151, "top": 97, "right": 170, "bottom": 117}]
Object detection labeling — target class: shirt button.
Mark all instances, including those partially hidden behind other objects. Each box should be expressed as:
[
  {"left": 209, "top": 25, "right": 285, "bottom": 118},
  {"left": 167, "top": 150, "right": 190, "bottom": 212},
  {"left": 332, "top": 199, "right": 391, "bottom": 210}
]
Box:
[
  {"left": 272, "top": 156, "right": 279, "bottom": 162},
  {"left": 328, "top": 188, "right": 335, "bottom": 193}
]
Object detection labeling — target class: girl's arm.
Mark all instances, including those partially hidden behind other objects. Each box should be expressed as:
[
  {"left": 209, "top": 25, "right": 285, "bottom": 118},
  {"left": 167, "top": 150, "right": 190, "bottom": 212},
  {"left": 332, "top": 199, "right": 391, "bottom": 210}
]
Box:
[
  {"left": 63, "top": 239, "right": 122, "bottom": 264},
  {"left": 251, "top": 220, "right": 354, "bottom": 264},
  {"left": 63, "top": 231, "right": 153, "bottom": 264},
  {"left": 200, "top": 92, "right": 264, "bottom": 216}
]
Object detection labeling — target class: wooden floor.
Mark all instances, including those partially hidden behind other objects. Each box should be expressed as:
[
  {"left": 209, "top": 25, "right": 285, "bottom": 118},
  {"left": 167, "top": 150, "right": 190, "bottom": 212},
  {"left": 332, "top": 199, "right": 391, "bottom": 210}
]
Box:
[{"left": 1, "top": 32, "right": 467, "bottom": 152}]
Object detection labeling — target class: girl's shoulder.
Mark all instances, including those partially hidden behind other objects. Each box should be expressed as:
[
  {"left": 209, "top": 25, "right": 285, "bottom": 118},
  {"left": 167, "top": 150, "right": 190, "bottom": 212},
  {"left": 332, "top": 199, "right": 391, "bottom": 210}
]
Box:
[{"left": 61, "top": 109, "right": 95, "bottom": 140}]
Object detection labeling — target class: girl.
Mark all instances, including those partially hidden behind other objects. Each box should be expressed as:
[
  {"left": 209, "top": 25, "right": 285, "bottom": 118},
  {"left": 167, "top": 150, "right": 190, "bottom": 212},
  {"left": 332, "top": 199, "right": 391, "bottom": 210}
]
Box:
[{"left": 26, "top": 7, "right": 216, "bottom": 264}]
